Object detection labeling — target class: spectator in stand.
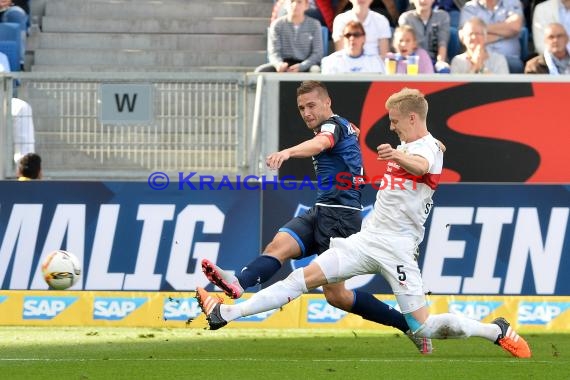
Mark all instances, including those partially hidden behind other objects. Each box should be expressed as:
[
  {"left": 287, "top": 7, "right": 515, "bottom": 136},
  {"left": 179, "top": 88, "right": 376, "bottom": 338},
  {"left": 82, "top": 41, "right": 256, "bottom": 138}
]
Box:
[
  {"left": 460, "top": 0, "right": 524, "bottom": 73},
  {"left": 451, "top": 17, "right": 509, "bottom": 73},
  {"left": 336, "top": 0, "right": 401, "bottom": 27},
  {"left": 390, "top": 25, "right": 435, "bottom": 73},
  {"left": 0, "top": 0, "right": 28, "bottom": 68},
  {"left": 0, "top": 51, "right": 35, "bottom": 161},
  {"left": 16, "top": 152, "right": 41, "bottom": 181},
  {"left": 525, "top": 22, "right": 570, "bottom": 73},
  {"left": 532, "top": 0, "right": 570, "bottom": 54},
  {"left": 257, "top": 0, "right": 323, "bottom": 72},
  {"left": 332, "top": 0, "right": 392, "bottom": 58},
  {"left": 321, "top": 20, "right": 386, "bottom": 72},
  {"left": 399, "top": 0, "right": 451, "bottom": 66},
  {"left": 271, "top": 0, "right": 338, "bottom": 32}
]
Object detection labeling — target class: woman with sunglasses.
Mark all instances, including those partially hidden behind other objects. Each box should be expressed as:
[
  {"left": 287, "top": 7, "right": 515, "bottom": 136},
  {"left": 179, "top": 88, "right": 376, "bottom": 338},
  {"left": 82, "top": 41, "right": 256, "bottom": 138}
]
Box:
[{"left": 322, "top": 20, "right": 385, "bottom": 73}]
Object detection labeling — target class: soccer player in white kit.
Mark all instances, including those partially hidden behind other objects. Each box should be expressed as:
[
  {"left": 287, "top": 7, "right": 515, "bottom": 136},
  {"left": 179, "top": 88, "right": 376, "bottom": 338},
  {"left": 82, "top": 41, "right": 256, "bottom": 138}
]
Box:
[{"left": 197, "top": 87, "right": 531, "bottom": 358}]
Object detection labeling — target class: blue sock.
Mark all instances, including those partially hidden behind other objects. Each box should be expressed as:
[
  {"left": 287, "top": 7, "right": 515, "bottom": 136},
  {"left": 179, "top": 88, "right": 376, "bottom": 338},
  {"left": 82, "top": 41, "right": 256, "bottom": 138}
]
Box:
[
  {"left": 236, "top": 255, "right": 282, "bottom": 290},
  {"left": 351, "top": 290, "right": 409, "bottom": 333}
]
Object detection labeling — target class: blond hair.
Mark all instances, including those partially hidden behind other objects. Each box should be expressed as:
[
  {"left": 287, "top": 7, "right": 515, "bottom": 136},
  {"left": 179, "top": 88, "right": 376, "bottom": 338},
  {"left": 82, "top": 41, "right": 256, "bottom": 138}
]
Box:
[{"left": 385, "top": 88, "right": 428, "bottom": 120}]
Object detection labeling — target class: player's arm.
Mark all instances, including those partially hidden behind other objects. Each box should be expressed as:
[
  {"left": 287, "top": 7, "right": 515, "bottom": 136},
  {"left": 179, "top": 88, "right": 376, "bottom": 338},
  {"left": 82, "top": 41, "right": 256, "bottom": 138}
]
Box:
[
  {"left": 266, "top": 134, "right": 332, "bottom": 170},
  {"left": 377, "top": 143, "right": 429, "bottom": 176}
]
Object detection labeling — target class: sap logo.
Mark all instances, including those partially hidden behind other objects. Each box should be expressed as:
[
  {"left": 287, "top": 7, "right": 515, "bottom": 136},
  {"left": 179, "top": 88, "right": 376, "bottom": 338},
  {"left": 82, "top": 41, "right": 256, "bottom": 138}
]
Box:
[
  {"left": 234, "top": 299, "right": 277, "bottom": 321},
  {"left": 518, "top": 302, "right": 570, "bottom": 325},
  {"left": 0, "top": 296, "right": 7, "bottom": 304},
  {"left": 93, "top": 297, "right": 147, "bottom": 320},
  {"left": 449, "top": 301, "right": 502, "bottom": 321},
  {"left": 23, "top": 296, "right": 77, "bottom": 320},
  {"left": 307, "top": 300, "right": 347, "bottom": 323},
  {"left": 163, "top": 297, "right": 202, "bottom": 321}
]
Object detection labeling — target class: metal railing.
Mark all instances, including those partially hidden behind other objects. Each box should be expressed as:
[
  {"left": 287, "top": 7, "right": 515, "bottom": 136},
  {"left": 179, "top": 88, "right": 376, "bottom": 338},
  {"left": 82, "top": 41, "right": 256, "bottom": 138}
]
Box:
[{"left": 2, "top": 72, "right": 256, "bottom": 180}]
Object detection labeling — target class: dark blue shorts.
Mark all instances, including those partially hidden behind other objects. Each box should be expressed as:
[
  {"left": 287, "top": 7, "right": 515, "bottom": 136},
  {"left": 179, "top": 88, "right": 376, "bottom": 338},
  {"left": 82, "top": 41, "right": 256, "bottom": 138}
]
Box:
[{"left": 279, "top": 205, "right": 362, "bottom": 258}]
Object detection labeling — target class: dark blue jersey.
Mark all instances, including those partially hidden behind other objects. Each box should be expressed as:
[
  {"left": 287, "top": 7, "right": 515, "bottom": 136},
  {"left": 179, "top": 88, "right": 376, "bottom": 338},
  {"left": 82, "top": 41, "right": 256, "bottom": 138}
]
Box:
[{"left": 312, "top": 115, "right": 363, "bottom": 209}]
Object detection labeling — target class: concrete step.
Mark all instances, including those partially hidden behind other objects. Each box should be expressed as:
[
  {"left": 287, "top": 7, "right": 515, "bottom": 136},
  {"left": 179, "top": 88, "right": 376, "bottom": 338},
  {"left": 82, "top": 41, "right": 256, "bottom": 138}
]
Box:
[
  {"left": 41, "top": 16, "right": 270, "bottom": 34},
  {"left": 30, "top": 64, "right": 255, "bottom": 72},
  {"left": 45, "top": 0, "right": 274, "bottom": 19},
  {"left": 34, "top": 48, "right": 266, "bottom": 67},
  {"left": 37, "top": 32, "right": 266, "bottom": 51}
]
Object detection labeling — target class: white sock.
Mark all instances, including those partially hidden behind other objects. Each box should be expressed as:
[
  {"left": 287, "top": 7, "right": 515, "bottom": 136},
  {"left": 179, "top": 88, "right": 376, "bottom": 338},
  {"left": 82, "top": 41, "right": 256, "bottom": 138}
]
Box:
[
  {"left": 416, "top": 313, "right": 502, "bottom": 342},
  {"left": 220, "top": 268, "right": 308, "bottom": 322}
]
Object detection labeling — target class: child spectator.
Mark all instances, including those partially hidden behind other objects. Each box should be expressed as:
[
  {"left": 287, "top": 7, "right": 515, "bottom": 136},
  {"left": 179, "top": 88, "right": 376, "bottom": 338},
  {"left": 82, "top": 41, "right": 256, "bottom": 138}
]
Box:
[
  {"left": 321, "top": 20, "right": 385, "bottom": 72},
  {"left": 391, "top": 25, "right": 435, "bottom": 73}
]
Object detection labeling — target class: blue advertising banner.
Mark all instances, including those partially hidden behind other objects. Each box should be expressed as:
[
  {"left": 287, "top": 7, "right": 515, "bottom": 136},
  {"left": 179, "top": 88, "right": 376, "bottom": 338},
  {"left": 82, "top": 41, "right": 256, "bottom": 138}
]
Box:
[
  {"left": 1, "top": 182, "right": 568, "bottom": 295},
  {"left": 0, "top": 181, "right": 261, "bottom": 291},
  {"left": 261, "top": 184, "right": 570, "bottom": 296}
]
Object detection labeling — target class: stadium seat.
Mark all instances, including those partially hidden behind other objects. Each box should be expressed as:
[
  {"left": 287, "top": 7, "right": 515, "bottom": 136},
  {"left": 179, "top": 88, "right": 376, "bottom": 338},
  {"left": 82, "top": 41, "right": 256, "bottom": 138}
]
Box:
[
  {"left": 0, "top": 22, "right": 22, "bottom": 68},
  {"left": 322, "top": 26, "right": 329, "bottom": 56},
  {"left": 0, "top": 40, "right": 20, "bottom": 71},
  {"left": 447, "top": 26, "right": 461, "bottom": 62},
  {"left": 519, "top": 26, "right": 529, "bottom": 62}
]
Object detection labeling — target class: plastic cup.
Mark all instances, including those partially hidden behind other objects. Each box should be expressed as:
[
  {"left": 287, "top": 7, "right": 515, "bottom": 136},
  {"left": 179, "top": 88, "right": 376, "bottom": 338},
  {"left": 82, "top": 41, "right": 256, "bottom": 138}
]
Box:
[
  {"left": 384, "top": 58, "right": 397, "bottom": 75},
  {"left": 406, "top": 55, "right": 419, "bottom": 75}
]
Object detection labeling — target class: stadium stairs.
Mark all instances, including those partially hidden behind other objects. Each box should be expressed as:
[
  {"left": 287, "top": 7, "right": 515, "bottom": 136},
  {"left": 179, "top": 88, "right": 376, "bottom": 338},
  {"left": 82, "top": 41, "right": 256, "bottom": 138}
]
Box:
[{"left": 29, "top": 0, "right": 272, "bottom": 72}]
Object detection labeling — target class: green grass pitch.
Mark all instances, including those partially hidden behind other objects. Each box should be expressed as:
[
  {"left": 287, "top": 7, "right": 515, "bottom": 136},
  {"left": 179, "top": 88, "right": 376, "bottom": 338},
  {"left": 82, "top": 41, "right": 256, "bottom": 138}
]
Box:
[{"left": 1, "top": 327, "right": 568, "bottom": 380}]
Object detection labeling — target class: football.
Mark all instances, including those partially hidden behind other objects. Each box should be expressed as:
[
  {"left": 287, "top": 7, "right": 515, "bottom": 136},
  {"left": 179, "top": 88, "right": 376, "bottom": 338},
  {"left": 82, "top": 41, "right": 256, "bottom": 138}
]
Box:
[{"left": 41, "top": 250, "right": 81, "bottom": 290}]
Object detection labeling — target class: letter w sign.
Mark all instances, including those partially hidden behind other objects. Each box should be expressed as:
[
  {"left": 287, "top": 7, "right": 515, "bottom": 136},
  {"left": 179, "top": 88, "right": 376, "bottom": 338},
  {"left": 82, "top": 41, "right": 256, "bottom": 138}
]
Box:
[{"left": 100, "top": 84, "right": 153, "bottom": 124}]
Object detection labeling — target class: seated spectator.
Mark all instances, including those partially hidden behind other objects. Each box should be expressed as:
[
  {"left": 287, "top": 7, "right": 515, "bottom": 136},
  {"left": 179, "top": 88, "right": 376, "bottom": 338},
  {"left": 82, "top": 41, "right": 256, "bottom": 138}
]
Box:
[
  {"left": 532, "top": 0, "right": 570, "bottom": 54},
  {"left": 17, "top": 152, "right": 41, "bottom": 181},
  {"left": 336, "top": 0, "right": 401, "bottom": 27},
  {"left": 321, "top": 20, "right": 385, "bottom": 72},
  {"left": 332, "top": 0, "right": 392, "bottom": 58},
  {"left": 399, "top": 0, "right": 451, "bottom": 64},
  {"left": 257, "top": 0, "right": 323, "bottom": 72},
  {"left": 525, "top": 22, "right": 570, "bottom": 73},
  {"left": 460, "top": 0, "right": 524, "bottom": 73},
  {"left": 391, "top": 25, "right": 435, "bottom": 73},
  {"left": 0, "top": 0, "right": 28, "bottom": 67},
  {"left": 271, "top": 0, "right": 338, "bottom": 32},
  {"left": 451, "top": 17, "right": 509, "bottom": 73}
]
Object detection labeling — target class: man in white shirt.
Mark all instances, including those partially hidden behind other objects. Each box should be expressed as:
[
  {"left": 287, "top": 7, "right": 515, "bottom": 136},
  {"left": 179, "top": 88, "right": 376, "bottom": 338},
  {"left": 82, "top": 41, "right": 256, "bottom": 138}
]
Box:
[{"left": 0, "top": 51, "right": 36, "bottom": 163}]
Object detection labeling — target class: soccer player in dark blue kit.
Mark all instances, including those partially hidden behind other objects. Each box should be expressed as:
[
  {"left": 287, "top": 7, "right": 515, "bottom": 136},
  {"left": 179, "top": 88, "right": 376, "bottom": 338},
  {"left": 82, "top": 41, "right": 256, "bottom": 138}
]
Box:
[{"left": 201, "top": 80, "right": 431, "bottom": 353}]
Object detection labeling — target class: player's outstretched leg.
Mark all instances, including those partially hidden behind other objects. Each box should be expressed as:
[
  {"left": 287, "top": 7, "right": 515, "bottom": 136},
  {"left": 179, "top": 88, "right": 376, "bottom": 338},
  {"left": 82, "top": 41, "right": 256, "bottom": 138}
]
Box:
[
  {"left": 406, "top": 330, "right": 433, "bottom": 354},
  {"left": 195, "top": 287, "right": 228, "bottom": 330},
  {"left": 492, "top": 317, "right": 531, "bottom": 358},
  {"left": 201, "top": 259, "right": 244, "bottom": 299}
]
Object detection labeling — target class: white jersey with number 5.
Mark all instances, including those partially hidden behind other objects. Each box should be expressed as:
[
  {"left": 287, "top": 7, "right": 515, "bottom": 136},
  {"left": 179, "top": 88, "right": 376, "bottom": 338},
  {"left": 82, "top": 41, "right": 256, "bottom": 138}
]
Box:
[{"left": 365, "top": 133, "right": 444, "bottom": 243}]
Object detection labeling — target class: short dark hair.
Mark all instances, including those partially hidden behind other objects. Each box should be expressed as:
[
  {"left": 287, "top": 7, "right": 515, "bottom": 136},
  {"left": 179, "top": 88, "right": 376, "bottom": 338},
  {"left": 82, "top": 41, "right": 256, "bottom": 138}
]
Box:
[
  {"left": 296, "top": 80, "right": 329, "bottom": 98},
  {"left": 18, "top": 153, "right": 42, "bottom": 179}
]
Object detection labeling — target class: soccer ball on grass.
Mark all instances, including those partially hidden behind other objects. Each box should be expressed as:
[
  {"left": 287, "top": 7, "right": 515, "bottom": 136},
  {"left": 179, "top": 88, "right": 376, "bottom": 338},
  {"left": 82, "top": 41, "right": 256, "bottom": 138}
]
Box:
[{"left": 41, "top": 250, "right": 81, "bottom": 290}]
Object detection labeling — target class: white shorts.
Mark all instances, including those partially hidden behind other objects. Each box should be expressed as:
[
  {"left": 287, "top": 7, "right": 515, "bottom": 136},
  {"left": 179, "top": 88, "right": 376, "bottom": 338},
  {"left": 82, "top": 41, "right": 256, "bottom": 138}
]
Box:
[{"left": 313, "top": 229, "right": 426, "bottom": 314}]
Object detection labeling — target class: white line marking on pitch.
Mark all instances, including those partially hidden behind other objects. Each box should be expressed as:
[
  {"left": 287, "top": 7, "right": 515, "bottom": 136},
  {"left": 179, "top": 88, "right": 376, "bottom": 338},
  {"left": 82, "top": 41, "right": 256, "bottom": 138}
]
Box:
[{"left": 0, "top": 358, "right": 557, "bottom": 364}]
